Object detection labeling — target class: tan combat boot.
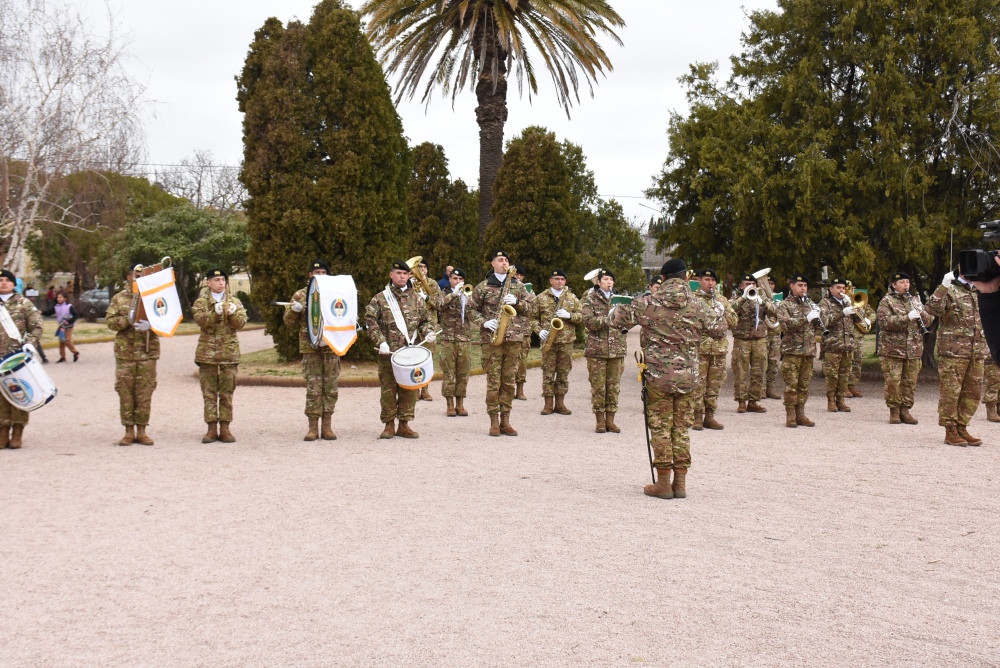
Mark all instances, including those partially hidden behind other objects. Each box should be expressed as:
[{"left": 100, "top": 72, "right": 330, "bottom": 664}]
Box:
[
  {"left": 321, "top": 414, "right": 336, "bottom": 440},
  {"left": 419, "top": 386, "right": 433, "bottom": 401},
  {"left": 0, "top": 425, "right": 9, "bottom": 448},
  {"left": 8, "top": 424, "right": 24, "bottom": 449},
  {"left": 202, "top": 422, "right": 218, "bottom": 443},
  {"left": 672, "top": 468, "right": 687, "bottom": 499},
  {"left": 957, "top": 425, "right": 982, "bottom": 446},
  {"left": 849, "top": 385, "right": 864, "bottom": 397},
  {"left": 827, "top": 395, "right": 838, "bottom": 412},
  {"left": 795, "top": 405, "right": 815, "bottom": 427},
  {"left": 379, "top": 420, "right": 395, "bottom": 439},
  {"left": 135, "top": 425, "right": 154, "bottom": 446},
  {"left": 499, "top": 413, "right": 518, "bottom": 436},
  {"left": 489, "top": 414, "right": 501, "bottom": 437},
  {"left": 703, "top": 410, "right": 724, "bottom": 430},
  {"left": 836, "top": 396, "right": 851, "bottom": 412},
  {"left": 899, "top": 407, "right": 918, "bottom": 425},
  {"left": 515, "top": 383, "right": 527, "bottom": 401},
  {"left": 944, "top": 425, "right": 967, "bottom": 446},
  {"left": 118, "top": 425, "right": 135, "bottom": 447},
  {"left": 605, "top": 412, "right": 621, "bottom": 433},
  {"left": 988, "top": 403, "right": 1000, "bottom": 423},
  {"left": 554, "top": 396, "right": 572, "bottom": 415},
  {"left": 643, "top": 467, "right": 673, "bottom": 499},
  {"left": 692, "top": 410, "right": 704, "bottom": 431},
  {"left": 747, "top": 400, "right": 767, "bottom": 413},
  {"left": 446, "top": 397, "right": 457, "bottom": 417},
  {"left": 541, "top": 396, "right": 554, "bottom": 415},
  {"left": 737, "top": 400, "right": 747, "bottom": 414},
  {"left": 219, "top": 422, "right": 236, "bottom": 443},
  {"left": 595, "top": 411, "right": 607, "bottom": 433},
  {"left": 785, "top": 405, "right": 798, "bottom": 428},
  {"left": 455, "top": 397, "right": 468, "bottom": 417},
  {"left": 304, "top": 417, "right": 320, "bottom": 441},
  {"left": 889, "top": 407, "right": 901, "bottom": 424},
  {"left": 766, "top": 384, "right": 782, "bottom": 400},
  {"left": 396, "top": 421, "right": 419, "bottom": 438}
]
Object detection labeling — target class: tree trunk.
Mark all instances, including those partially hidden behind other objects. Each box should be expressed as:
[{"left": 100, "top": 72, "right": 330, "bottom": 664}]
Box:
[{"left": 474, "top": 16, "right": 508, "bottom": 243}]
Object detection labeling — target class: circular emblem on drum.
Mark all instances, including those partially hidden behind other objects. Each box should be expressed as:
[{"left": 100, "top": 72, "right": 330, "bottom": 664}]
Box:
[
  {"left": 2, "top": 378, "right": 32, "bottom": 407},
  {"left": 331, "top": 298, "right": 348, "bottom": 319},
  {"left": 410, "top": 367, "right": 425, "bottom": 384},
  {"left": 153, "top": 296, "right": 168, "bottom": 317}
]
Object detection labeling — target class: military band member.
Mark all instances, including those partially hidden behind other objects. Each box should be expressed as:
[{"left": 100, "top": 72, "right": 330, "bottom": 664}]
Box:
[
  {"left": 431, "top": 268, "right": 473, "bottom": 417},
  {"left": 846, "top": 280, "right": 875, "bottom": 397},
  {"left": 106, "top": 266, "right": 159, "bottom": 446},
  {"left": 983, "top": 361, "right": 1000, "bottom": 422},
  {"left": 536, "top": 269, "right": 582, "bottom": 416},
  {"left": 416, "top": 259, "right": 437, "bottom": 402},
  {"left": 819, "top": 277, "right": 862, "bottom": 413},
  {"left": 468, "top": 251, "right": 534, "bottom": 436},
  {"left": 0, "top": 270, "right": 43, "bottom": 449},
  {"left": 366, "top": 260, "right": 435, "bottom": 439},
  {"left": 876, "top": 272, "right": 933, "bottom": 425},
  {"left": 581, "top": 269, "right": 628, "bottom": 433},
  {"left": 775, "top": 275, "right": 818, "bottom": 428},
  {"left": 924, "top": 270, "right": 989, "bottom": 446},
  {"left": 513, "top": 264, "right": 532, "bottom": 401},
  {"left": 764, "top": 277, "right": 783, "bottom": 400},
  {"left": 284, "top": 260, "right": 340, "bottom": 441},
  {"left": 731, "top": 273, "right": 776, "bottom": 413},
  {"left": 610, "top": 259, "right": 725, "bottom": 499},
  {"left": 691, "top": 269, "right": 737, "bottom": 430},
  {"left": 192, "top": 270, "right": 248, "bottom": 443}
]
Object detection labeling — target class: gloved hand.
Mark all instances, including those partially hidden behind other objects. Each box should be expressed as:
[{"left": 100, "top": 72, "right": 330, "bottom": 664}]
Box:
[
  {"left": 942, "top": 271, "right": 955, "bottom": 288},
  {"left": 555, "top": 308, "right": 571, "bottom": 319},
  {"left": 863, "top": 318, "right": 872, "bottom": 328},
  {"left": 502, "top": 294, "right": 517, "bottom": 306},
  {"left": 378, "top": 342, "right": 390, "bottom": 355},
  {"left": 715, "top": 303, "right": 726, "bottom": 315},
  {"left": 135, "top": 320, "right": 151, "bottom": 332},
  {"left": 908, "top": 309, "right": 921, "bottom": 321},
  {"left": 454, "top": 282, "right": 465, "bottom": 293},
  {"left": 424, "top": 331, "right": 437, "bottom": 344},
  {"left": 23, "top": 343, "right": 36, "bottom": 357},
  {"left": 539, "top": 329, "right": 550, "bottom": 342},
  {"left": 806, "top": 309, "right": 820, "bottom": 322},
  {"left": 843, "top": 306, "right": 856, "bottom": 316},
  {"left": 228, "top": 303, "right": 237, "bottom": 315},
  {"left": 291, "top": 301, "right": 304, "bottom": 313},
  {"left": 215, "top": 302, "right": 225, "bottom": 315},
  {"left": 484, "top": 319, "right": 499, "bottom": 332}
]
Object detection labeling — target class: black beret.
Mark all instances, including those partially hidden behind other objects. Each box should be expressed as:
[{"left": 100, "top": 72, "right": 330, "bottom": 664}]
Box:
[
  {"left": 700, "top": 269, "right": 719, "bottom": 281},
  {"left": 514, "top": 264, "right": 526, "bottom": 275},
  {"left": 310, "top": 260, "right": 330, "bottom": 273},
  {"left": 830, "top": 277, "right": 847, "bottom": 287},
  {"left": 491, "top": 250, "right": 509, "bottom": 260},
  {"left": 662, "top": 258, "right": 686, "bottom": 276},
  {"left": 391, "top": 260, "right": 410, "bottom": 272},
  {"left": 451, "top": 267, "right": 466, "bottom": 279},
  {"left": 740, "top": 273, "right": 755, "bottom": 283},
  {"left": 654, "top": 276, "right": 664, "bottom": 285},
  {"left": 206, "top": 268, "right": 228, "bottom": 279},
  {"left": 790, "top": 274, "right": 809, "bottom": 284},
  {"left": 598, "top": 268, "right": 616, "bottom": 280},
  {"left": 0, "top": 270, "right": 15, "bottom": 283},
  {"left": 418, "top": 259, "right": 428, "bottom": 268},
  {"left": 891, "top": 272, "right": 910, "bottom": 282},
  {"left": 551, "top": 269, "right": 567, "bottom": 278}
]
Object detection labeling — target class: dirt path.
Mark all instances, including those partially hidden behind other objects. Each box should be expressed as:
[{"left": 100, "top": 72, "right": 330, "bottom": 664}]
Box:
[{"left": 1, "top": 330, "right": 998, "bottom": 666}]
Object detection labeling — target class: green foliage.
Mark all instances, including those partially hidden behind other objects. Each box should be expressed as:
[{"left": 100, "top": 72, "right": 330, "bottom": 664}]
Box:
[
  {"left": 237, "top": 0, "right": 410, "bottom": 360},
  {"left": 407, "top": 142, "right": 480, "bottom": 279},
  {"left": 647, "top": 0, "right": 1000, "bottom": 297}
]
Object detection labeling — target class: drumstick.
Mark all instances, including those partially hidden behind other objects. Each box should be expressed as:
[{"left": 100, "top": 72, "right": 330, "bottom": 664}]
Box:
[
  {"left": 272, "top": 301, "right": 291, "bottom": 306},
  {"left": 414, "top": 329, "right": 443, "bottom": 348}
]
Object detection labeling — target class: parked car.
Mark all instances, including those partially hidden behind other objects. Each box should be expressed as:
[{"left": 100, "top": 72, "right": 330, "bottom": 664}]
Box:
[{"left": 77, "top": 287, "right": 111, "bottom": 322}]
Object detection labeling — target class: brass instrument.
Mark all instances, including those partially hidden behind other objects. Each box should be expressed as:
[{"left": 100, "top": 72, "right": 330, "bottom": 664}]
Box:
[
  {"left": 742, "top": 285, "right": 759, "bottom": 300},
  {"left": 848, "top": 288, "right": 871, "bottom": 334},
  {"left": 491, "top": 273, "right": 516, "bottom": 346},
  {"left": 541, "top": 318, "right": 564, "bottom": 354},
  {"left": 752, "top": 267, "right": 774, "bottom": 301},
  {"left": 460, "top": 283, "right": 474, "bottom": 297},
  {"left": 406, "top": 255, "right": 438, "bottom": 296}
]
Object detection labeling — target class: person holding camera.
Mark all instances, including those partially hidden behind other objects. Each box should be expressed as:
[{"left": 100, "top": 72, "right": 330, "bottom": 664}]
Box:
[{"left": 875, "top": 273, "right": 934, "bottom": 426}]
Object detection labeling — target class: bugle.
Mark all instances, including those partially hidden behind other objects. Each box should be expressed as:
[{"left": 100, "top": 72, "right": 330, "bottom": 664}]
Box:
[
  {"left": 460, "top": 283, "right": 474, "bottom": 296},
  {"left": 541, "top": 318, "right": 564, "bottom": 354}
]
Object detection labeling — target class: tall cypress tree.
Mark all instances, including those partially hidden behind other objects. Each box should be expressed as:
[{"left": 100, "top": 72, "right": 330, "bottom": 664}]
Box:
[{"left": 237, "top": 0, "right": 409, "bottom": 359}]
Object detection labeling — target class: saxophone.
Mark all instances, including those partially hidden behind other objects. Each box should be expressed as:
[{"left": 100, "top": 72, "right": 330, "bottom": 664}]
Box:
[
  {"left": 491, "top": 273, "right": 517, "bottom": 346},
  {"left": 541, "top": 290, "right": 566, "bottom": 354}
]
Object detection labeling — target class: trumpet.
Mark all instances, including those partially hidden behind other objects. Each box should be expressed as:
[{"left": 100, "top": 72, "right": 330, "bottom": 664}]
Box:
[
  {"left": 541, "top": 318, "right": 564, "bottom": 354},
  {"left": 406, "top": 255, "right": 438, "bottom": 296},
  {"left": 742, "top": 285, "right": 759, "bottom": 300},
  {"left": 459, "top": 283, "right": 474, "bottom": 296}
]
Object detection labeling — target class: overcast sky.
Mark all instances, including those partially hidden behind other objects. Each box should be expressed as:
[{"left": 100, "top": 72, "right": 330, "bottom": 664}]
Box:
[{"left": 83, "top": 0, "right": 777, "bottom": 226}]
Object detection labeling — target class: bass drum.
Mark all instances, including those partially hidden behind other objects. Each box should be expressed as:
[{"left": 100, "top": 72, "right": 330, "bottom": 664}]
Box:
[
  {"left": 306, "top": 276, "right": 324, "bottom": 348},
  {"left": 390, "top": 345, "right": 434, "bottom": 391},
  {"left": 0, "top": 348, "right": 57, "bottom": 412}
]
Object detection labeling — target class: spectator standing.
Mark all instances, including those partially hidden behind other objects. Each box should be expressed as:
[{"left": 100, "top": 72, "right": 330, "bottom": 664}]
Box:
[
  {"left": 42, "top": 293, "right": 80, "bottom": 362},
  {"left": 437, "top": 265, "right": 453, "bottom": 290}
]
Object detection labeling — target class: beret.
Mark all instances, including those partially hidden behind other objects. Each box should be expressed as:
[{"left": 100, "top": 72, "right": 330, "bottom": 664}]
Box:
[
  {"left": 740, "top": 273, "right": 755, "bottom": 283},
  {"left": 514, "top": 264, "right": 526, "bottom": 275},
  {"left": 598, "top": 268, "right": 616, "bottom": 280},
  {"left": 700, "top": 269, "right": 719, "bottom": 281},
  {"left": 662, "top": 258, "right": 687, "bottom": 276},
  {"left": 310, "top": 260, "right": 330, "bottom": 273},
  {"left": 551, "top": 269, "right": 567, "bottom": 278},
  {"left": 450, "top": 267, "right": 466, "bottom": 279},
  {"left": 830, "top": 277, "right": 847, "bottom": 286},
  {"left": 790, "top": 273, "right": 809, "bottom": 284},
  {"left": 491, "top": 250, "right": 509, "bottom": 260},
  {"left": 892, "top": 272, "right": 910, "bottom": 282},
  {"left": 391, "top": 260, "right": 410, "bottom": 272},
  {"left": 206, "top": 269, "right": 227, "bottom": 279},
  {"left": 0, "top": 270, "right": 15, "bottom": 283}
]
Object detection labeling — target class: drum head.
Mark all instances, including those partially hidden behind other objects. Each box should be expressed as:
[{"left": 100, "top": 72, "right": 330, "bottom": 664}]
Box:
[
  {"left": 391, "top": 346, "right": 431, "bottom": 366},
  {"left": 306, "top": 277, "right": 323, "bottom": 347},
  {"left": 0, "top": 351, "right": 27, "bottom": 375}
]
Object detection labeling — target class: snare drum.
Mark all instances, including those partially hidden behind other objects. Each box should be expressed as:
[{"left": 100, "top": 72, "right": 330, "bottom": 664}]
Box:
[
  {"left": 390, "top": 346, "right": 434, "bottom": 390},
  {"left": 0, "top": 348, "right": 57, "bottom": 411}
]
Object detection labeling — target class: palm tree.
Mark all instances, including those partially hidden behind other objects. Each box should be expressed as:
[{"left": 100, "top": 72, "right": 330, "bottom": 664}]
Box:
[{"left": 360, "top": 0, "right": 624, "bottom": 241}]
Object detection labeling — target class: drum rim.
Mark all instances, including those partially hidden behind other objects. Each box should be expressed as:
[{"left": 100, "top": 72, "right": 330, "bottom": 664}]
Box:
[
  {"left": 306, "top": 276, "right": 323, "bottom": 347},
  {"left": 390, "top": 345, "right": 432, "bottom": 364},
  {"left": 0, "top": 350, "right": 29, "bottom": 376}
]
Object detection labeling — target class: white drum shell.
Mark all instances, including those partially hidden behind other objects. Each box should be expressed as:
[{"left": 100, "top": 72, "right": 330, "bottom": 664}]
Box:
[
  {"left": 390, "top": 346, "right": 434, "bottom": 390},
  {"left": 0, "top": 349, "right": 57, "bottom": 411}
]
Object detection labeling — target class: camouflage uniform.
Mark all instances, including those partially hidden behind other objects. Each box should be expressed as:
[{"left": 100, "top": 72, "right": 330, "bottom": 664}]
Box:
[
  {"left": 610, "top": 278, "right": 725, "bottom": 470},
  {"left": 582, "top": 289, "right": 628, "bottom": 415},
  {"left": 850, "top": 303, "right": 876, "bottom": 387},
  {"left": 924, "top": 281, "right": 989, "bottom": 427},
  {"left": 983, "top": 362, "right": 1000, "bottom": 405},
  {"left": 819, "top": 295, "right": 861, "bottom": 401},
  {"left": 514, "top": 298, "right": 532, "bottom": 385},
  {"left": 107, "top": 289, "right": 160, "bottom": 426},
  {"left": 765, "top": 316, "right": 783, "bottom": 394},
  {"left": 192, "top": 290, "right": 248, "bottom": 423},
  {"left": 467, "top": 274, "right": 535, "bottom": 416},
  {"left": 876, "top": 291, "right": 933, "bottom": 409},
  {"left": 430, "top": 286, "right": 473, "bottom": 398},
  {"left": 0, "top": 294, "right": 43, "bottom": 428},
  {"left": 284, "top": 287, "right": 341, "bottom": 418},
  {"left": 365, "top": 284, "right": 433, "bottom": 424},
  {"left": 730, "top": 294, "right": 776, "bottom": 402},
  {"left": 692, "top": 290, "right": 738, "bottom": 416},
  {"left": 535, "top": 287, "right": 582, "bottom": 398},
  {"left": 776, "top": 296, "right": 818, "bottom": 409}
]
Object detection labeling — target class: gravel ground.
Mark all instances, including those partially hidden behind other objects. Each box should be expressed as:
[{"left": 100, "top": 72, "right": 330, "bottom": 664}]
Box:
[{"left": 2, "top": 329, "right": 998, "bottom": 667}]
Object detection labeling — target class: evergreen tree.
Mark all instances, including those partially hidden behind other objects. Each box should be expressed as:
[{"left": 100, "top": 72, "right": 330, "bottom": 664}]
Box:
[{"left": 237, "top": 0, "right": 409, "bottom": 360}]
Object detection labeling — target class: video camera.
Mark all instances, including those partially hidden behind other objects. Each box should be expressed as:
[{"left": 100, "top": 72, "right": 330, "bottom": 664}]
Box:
[{"left": 958, "top": 220, "right": 1000, "bottom": 281}]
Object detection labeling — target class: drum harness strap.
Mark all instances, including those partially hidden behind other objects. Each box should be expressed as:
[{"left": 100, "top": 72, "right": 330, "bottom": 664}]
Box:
[
  {"left": 0, "top": 301, "right": 24, "bottom": 346},
  {"left": 382, "top": 286, "right": 415, "bottom": 346}
]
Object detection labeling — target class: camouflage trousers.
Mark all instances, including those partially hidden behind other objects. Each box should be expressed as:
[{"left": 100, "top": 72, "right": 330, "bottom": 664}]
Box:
[
  {"left": 765, "top": 332, "right": 781, "bottom": 388},
  {"left": 115, "top": 359, "right": 157, "bottom": 427},
  {"left": 377, "top": 356, "right": 418, "bottom": 423},
  {"left": 438, "top": 341, "right": 471, "bottom": 398},
  {"left": 0, "top": 396, "right": 28, "bottom": 426},
  {"left": 822, "top": 351, "right": 853, "bottom": 398},
  {"left": 483, "top": 341, "right": 519, "bottom": 416},
  {"left": 303, "top": 351, "right": 340, "bottom": 418},
  {"left": 646, "top": 384, "right": 695, "bottom": 470},
  {"left": 695, "top": 353, "right": 727, "bottom": 413},
  {"left": 732, "top": 338, "right": 768, "bottom": 401},
  {"left": 850, "top": 341, "right": 865, "bottom": 386},
  {"left": 781, "top": 355, "right": 814, "bottom": 407},
  {"left": 541, "top": 342, "right": 573, "bottom": 397},
  {"left": 879, "top": 357, "right": 921, "bottom": 409},
  {"left": 587, "top": 356, "right": 624, "bottom": 414},
  {"left": 937, "top": 356, "right": 983, "bottom": 427},
  {"left": 983, "top": 362, "right": 1000, "bottom": 404},
  {"left": 516, "top": 339, "right": 530, "bottom": 384},
  {"left": 198, "top": 363, "right": 238, "bottom": 423}
]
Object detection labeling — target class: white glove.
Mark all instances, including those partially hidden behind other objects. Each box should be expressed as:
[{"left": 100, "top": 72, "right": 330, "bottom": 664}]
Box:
[
  {"left": 715, "top": 303, "right": 725, "bottom": 315},
  {"left": 378, "top": 342, "right": 390, "bottom": 355},
  {"left": 135, "top": 320, "right": 151, "bottom": 332},
  {"left": 291, "top": 301, "right": 304, "bottom": 313},
  {"left": 128, "top": 310, "right": 135, "bottom": 322},
  {"left": 484, "top": 319, "right": 499, "bottom": 332},
  {"left": 421, "top": 292, "right": 429, "bottom": 301},
  {"left": 608, "top": 305, "right": 617, "bottom": 320},
  {"left": 454, "top": 282, "right": 465, "bottom": 292},
  {"left": 863, "top": 318, "right": 872, "bottom": 328},
  {"left": 228, "top": 303, "right": 237, "bottom": 315},
  {"left": 806, "top": 309, "right": 820, "bottom": 322},
  {"left": 215, "top": 302, "right": 224, "bottom": 315},
  {"left": 539, "top": 329, "right": 550, "bottom": 342},
  {"left": 752, "top": 295, "right": 763, "bottom": 304},
  {"left": 23, "top": 343, "right": 36, "bottom": 357},
  {"left": 908, "top": 310, "right": 921, "bottom": 321},
  {"left": 943, "top": 271, "right": 955, "bottom": 288},
  {"left": 843, "top": 306, "right": 856, "bottom": 316},
  {"left": 503, "top": 294, "right": 517, "bottom": 306},
  {"left": 424, "top": 331, "right": 437, "bottom": 343},
  {"left": 555, "top": 309, "right": 571, "bottom": 319}
]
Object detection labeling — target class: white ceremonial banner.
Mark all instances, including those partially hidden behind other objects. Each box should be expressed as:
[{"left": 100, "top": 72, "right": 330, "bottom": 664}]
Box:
[
  {"left": 135, "top": 267, "right": 183, "bottom": 337},
  {"left": 313, "top": 274, "right": 358, "bottom": 356}
]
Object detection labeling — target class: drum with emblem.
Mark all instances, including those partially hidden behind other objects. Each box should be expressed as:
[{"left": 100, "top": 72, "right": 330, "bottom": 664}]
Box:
[
  {"left": 306, "top": 274, "right": 359, "bottom": 355},
  {"left": 0, "top": 348, "right": 57, "bottom": 412},
  {"left": 390, "top": 345, "right": 434, "bottom": 390}
]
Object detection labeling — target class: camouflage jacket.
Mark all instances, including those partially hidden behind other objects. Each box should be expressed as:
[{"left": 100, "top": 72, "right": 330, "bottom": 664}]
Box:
[
  {"left": 730, "top": 295, "right": 776, "bottom": 340},
  {"left": 819, "top": 295, "right": 861, "bottom": 354},
  {"left": 581, "top": 288, "right": 628, "bottom": 359},
  {"left": 192, "top": 290, "right": 248, "bottom": 365},
  {"left": 610, "top": 278, "right": 725, "bottom": 394},
  {"left": 365, "top": 283, "right": 433, "bottom": 353},
  {"left": 776, "top": 295, "right": 819, "bottom": 357},
  {"left": 924, "top": 281, "right": 989, "bottom": 359},
  {"left": 284, "top": 287, "right": 321, "bottom": 355},
  {"left": 430, "top": 287, "right": 474, "bottom": 343},
  {"left": 876, "top": 291, "right": 933, "bottom": 359},
  {"left": 107, "top": 289, "right": 161, "bottom": 362},
  {"left": 0, "top": 293, "right": 43, "bottom": 356},
  {"left": 535, "top": 287, "right": 582, "bottom": 346},
  {"left": 413, "top": 279, "right": 440, "bottom": 326},
  {"left": 467, "top": 273, "right": 535, "bottom": 343},
  {"left": 694, "top": 289, "right": 737, "bottom": 356}
]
